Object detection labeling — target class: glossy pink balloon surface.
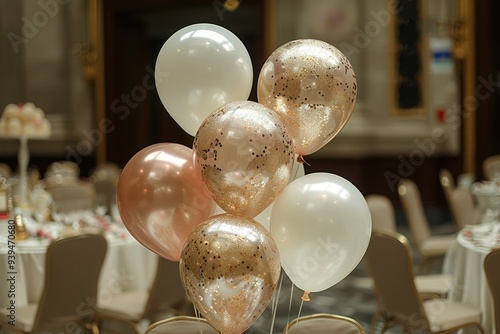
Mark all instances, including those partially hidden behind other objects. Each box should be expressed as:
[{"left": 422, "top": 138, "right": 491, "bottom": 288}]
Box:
[{"left": 117, "top": 143, "right": 214, "bottom": 261}]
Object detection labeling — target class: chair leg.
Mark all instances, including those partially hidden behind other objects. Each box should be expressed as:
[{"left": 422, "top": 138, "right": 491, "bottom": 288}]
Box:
[
  {"left": 380, "top": 322, "right": 389, "bottom": 334},
  {"left": 85, "top": 321, "right": 100, "bottom": 334},
  {"left": 369, "top": 309, "right": 381, "bottom": 334}
]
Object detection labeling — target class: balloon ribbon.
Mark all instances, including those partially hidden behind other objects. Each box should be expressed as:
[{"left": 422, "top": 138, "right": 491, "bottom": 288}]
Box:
[{"left": 301, "top": 291, "right": 310, "bottom": 302}]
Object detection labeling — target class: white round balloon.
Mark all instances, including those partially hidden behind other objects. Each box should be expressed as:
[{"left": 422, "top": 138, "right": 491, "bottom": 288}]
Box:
[
  {"left": 155, "top": 23, "right": 253, "bottom": 136},
  {"left": 270, "top": 172, "right": 372, "bottom": 293}
]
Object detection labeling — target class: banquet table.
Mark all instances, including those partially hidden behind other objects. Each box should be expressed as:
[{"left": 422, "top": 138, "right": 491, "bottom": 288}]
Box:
[
  {"left": 443, "top": 223, "right": 499, "bottom": 334},
  {"left": 0, "top": 220, "right": 157, "bottom": 310}
]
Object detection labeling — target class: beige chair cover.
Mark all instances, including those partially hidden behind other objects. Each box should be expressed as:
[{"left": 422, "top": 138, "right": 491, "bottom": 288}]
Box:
[
  {"left": 284, "top": 313, "right": 365, "bottom": 334},
  {"left": 364, "top": 230, "right": 484, "bottom": 333},
  {"left": 98, "top": 256, "right": 189, "bottom": 333},
  {"left": 484, "top": 247, "right": 500, "bottom": 332},
  {"left": 398, "top": 178, "right": 456, "bottom": 272},
  {"left": 145, "top": 316, "right": 219, "bottom": 334},
  {"left": 366, "top": 194, "right": 397, "bottom": 232},
  {"left": 46, "top": 181, "right": 96, "bottom": 213},
  {"left": 483, "top": 155, "right": 500, "bottom": 180},
  {"left": 0, "top": 233, "right": 107, "bottom": 333},
  {"left": 449, "top": 187, "right": 479, "bottom": 229},
  {"left": 439, "top": 169, "right": 455, "bottom": 205}
]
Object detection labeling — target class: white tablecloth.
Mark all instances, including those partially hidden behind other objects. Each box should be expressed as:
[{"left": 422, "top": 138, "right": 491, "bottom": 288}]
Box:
[
  {"left": 0, "top": 224, "right": 157, "bottom": 309},
  {"left": 443, "top": 224, "right": 499, "bottom": 334}
]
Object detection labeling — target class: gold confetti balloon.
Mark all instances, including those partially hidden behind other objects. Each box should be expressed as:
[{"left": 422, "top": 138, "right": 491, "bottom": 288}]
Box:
[
  {"left": 257, "top": 39, "right": 357, "bottom": 156},
  {"left": 193, "top": 101, "right": 295, "bottom": 219},
  {"left": 180, "top": 214, "right": 281, "bottom": 334}
]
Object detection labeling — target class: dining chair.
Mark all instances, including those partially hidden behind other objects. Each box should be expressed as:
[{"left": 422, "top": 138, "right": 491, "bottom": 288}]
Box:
[
  {"left": 484, "top": 247, "right": 500, "bottom": 332},
  {"left": 360, "top": 194, "right": 453, "bottom": 332},
  {"left": 449, "top": 187, "right": 479, "bottom": 229},
  {"left": 397, "top": 178, "right": 456, "bottom": 273},
  {"left": 483, "top": 155, "right": 500, "bottom": 180},
  {"left": 283, "top": 313, "right": 365, "bottom": 334},
  {"left": 46, "top": 180, "right": 96, "bottom": 213},
  {"left": 366, "top": 194, "right": 397, "bottom": 232},
  {"left": 97, "top": 256, "right": 190, "bottom": 334},
  {"left": 144, "top": 316, "right": 219, "bottom": 334},
  {"left": 364, "top": 230, "right": 485, "bottom": 334},
  {"left": 90, "top": 164, "right": 120, "bottom": 216},
  {"left": 0, "top": 163, "right": 12, "bottom": 178},
  {"left": 0, "top": 232, "right": 107, "bottom": 333},
  {"left": 45, "top": 161, "right": 80, "bottom": 185},
  {"left": 439, "top": 168, "right": 455, "bottom": 206}
]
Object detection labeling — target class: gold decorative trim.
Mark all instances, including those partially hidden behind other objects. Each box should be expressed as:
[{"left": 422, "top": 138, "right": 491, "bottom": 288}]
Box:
[
  {"left": 460, "top": 0, "right": 475, "bottom": 174},
  {"left": 263, "top": 0, "right": 278, "bottom": 58},
  {"left": 87, "top": 0, "right": 107, "bottom": 164}
]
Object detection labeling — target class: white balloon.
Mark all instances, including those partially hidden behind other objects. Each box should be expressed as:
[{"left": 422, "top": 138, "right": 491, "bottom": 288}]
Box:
[
  {"left": 155, "top": 23, "right": 253, "bottom": 136},
  {"left": 270, "top": 172, "right": 372, "bottom": 293}
]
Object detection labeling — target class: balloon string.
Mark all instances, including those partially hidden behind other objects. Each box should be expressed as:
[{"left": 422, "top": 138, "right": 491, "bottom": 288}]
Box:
[
  {"left": 295, "top": 298, "right": 305, "bottom": 329},
  {"left": 269, "top": 272, "right": 284, "bottom": 334},
  {"left": 284, "top": 283, "right": 294, "bottom": 334},
  {"left": 193, "top": 307, "right": 205, "bottom": 334}
]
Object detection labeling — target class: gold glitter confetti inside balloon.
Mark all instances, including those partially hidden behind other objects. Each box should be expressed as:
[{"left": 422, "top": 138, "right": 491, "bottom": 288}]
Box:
[
  {"left": 180, "top": 214, "right": 281, "bottom": 334},
  {"left": 193, "top": 101, "right": 295, "bottom": 219},
  {"left": 257, "top": 39, "right": 357, "bottom": 156}
]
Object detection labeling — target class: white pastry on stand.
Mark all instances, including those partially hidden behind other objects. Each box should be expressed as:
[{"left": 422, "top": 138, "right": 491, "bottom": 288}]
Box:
[{"left": 0, "top": 103, "right": 51, "bottom": 209}]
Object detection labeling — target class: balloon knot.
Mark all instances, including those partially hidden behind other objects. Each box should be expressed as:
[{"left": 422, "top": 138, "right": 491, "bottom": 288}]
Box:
[
  {"left": 297, "top": 155, "right": 310, "bottom": 166},
  {"left": 301, "top": 291, "right": 311, "bottom": 302}
]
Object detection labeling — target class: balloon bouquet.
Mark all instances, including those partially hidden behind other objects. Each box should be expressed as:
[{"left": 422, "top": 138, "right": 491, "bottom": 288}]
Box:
[{"left": 117, "top": 23, "right": 371, "bottom": 334}]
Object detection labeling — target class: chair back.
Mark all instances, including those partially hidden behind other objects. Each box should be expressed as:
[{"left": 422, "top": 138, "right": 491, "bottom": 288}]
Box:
[
  {"left": 0, "top": 163, "right": 11, "bottom": 178},
  {"left": 32, "top": 233, "right": 107, "bottom": 333},
  {"left": 449, "top": 187, "right": 479, "bottom": 229},
  {"left": 284, "top": 313, "right": 365, "bottom": 334},
  {"left": 484, "top": 247, "right": 500, "bottom": 332},
  {"left": 45, "top": 161, "right": 80, "bottom": 181},
  {"left": 398, "top": 179, "right": 431, "bottom": 246},
  {"left": 439, "top": 169, "right": 455, "bottom": 204},
  {"left": 90, "top": 163, "right": 121, "bottom": 215},
  {"left": 483, "top": 155, "right": 500, "bottom": 180},
  {"left": 142, "top": 257, "right": 188, "bottom": 321},
  {"left": 366, "top": 194, "right": 396, "bottom": 232},
  {"left": 364, "top": 230, "right": 429, "bottom": 330},
  {"left": 46, "top": 181, "right": 96, "bottom": 213},
  {"left": 145, "top": 316, "right": 219, "bottom": 334}
]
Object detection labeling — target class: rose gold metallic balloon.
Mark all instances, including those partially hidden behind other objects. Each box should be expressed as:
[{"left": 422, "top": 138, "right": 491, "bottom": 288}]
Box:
[
  {"left": 117, "top": 143, "right": 214, "bottom": 262},
  {"left": 257, "top": 39, "right": 357, "bottom": 156},
  {"left": 180, "top": 214, "right": 281, "bottom": 334},
  {"left": 193, "top": 101, "right": 295, "bottom": 219}
]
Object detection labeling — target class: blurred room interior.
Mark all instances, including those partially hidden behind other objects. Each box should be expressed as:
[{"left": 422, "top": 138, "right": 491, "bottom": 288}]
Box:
[
  {"left": 1, "top": 1, "right": 500, "bottom": 333},
  {"left": 1, "top": 0, "right": 499, "bottom": 225}
]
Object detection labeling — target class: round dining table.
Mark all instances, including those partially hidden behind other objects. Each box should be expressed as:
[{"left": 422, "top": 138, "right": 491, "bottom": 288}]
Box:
[
  {"left": 0, "top": 221, "right": 157, "bottom": 310},
  {"left": 443, "top": 223, "right": 499, "bottom": 334}
]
